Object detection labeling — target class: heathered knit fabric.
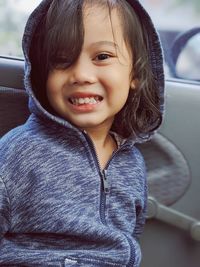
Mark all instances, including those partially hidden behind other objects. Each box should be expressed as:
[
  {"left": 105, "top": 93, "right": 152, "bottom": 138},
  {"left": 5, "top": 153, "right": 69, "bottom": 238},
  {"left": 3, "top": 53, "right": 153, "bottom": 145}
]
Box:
[{"left": 0, "top": 1, "right": 164, "bottom": 266}]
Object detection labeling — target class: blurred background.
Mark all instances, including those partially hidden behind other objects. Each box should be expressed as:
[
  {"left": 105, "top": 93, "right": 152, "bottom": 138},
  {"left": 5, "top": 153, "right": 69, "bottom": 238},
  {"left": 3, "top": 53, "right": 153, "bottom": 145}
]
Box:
[{"left": 0, "top": 0, "right": 200, "bottom": 80}]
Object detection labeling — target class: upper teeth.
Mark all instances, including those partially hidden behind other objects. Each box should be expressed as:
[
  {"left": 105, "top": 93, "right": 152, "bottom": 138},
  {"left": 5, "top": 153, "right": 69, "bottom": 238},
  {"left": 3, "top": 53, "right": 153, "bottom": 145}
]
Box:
[{"left": 70, "top": 96, "right": 101, "bottom": 105}]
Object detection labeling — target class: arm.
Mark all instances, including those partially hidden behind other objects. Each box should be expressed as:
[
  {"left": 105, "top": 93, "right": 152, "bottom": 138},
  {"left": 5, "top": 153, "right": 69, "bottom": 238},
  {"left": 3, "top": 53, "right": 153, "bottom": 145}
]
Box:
[
  {"left": 133, "top": 165, "right": 148, "bottom": 240},
  {"left": 0, "top": 176, "right": 10, "bottom": 239}
]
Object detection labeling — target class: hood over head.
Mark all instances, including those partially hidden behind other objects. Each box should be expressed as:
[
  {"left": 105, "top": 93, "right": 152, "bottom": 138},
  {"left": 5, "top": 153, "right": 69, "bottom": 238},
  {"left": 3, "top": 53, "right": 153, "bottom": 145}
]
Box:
[{"left": 22, "top": 0, "right": 164, "bottom": 142}]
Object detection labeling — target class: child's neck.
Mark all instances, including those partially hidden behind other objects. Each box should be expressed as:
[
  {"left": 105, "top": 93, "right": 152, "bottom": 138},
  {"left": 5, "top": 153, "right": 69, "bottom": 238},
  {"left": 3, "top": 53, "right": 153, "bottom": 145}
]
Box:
[{"left": 83, "top": 126, "right": 117, "bottom": 170}]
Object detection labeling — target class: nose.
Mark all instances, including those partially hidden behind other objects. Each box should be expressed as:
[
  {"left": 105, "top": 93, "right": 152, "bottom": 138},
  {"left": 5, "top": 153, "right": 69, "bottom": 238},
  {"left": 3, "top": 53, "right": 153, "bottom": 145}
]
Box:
[{"left": 69, "top": 55, "right": 97, "bottom": 86}]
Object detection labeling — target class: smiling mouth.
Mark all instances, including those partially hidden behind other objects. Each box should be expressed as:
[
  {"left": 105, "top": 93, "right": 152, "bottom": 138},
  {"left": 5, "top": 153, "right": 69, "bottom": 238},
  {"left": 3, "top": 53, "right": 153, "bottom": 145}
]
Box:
[{"left": 69, "top": 96, "right": 103, "bottom": 106}]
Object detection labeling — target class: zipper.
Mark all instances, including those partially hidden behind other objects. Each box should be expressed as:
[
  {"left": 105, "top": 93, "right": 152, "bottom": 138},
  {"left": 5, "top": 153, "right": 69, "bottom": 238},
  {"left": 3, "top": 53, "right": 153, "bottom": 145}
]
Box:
[
  {"left": 125, "top": 235, "right": 137, "bottom": 267},
  {"left": 82, "top": 131, "right": 109, "bottom": 224},
  {"left": 101, "top": 169, "right": 110, "bottom": 194},
  {"left": 99, "top": 169, "right": 109, "bottom": 224},
  {"left": 82, "top": 131, "right": 124, "bottom": 224}
]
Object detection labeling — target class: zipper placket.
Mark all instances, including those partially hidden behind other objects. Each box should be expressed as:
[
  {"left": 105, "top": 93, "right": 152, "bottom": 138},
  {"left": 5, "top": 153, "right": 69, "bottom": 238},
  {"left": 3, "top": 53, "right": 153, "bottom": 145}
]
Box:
[
  {"left": 100, "top": 169, "right": 109, "bottom": 224},
  {"left": 126, "top": 235, "right": 135, "bottom": 267},
  {"left": 82, "top": 131, "right": 123, "bottom": 224},
  {"left": 83, "top": 131, "right": 136, "bottom": 266}
]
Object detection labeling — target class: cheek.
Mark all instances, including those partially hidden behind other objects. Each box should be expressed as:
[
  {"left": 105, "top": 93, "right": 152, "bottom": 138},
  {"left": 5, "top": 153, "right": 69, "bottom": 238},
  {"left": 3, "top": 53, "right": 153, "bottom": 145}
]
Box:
[
  {"left": 100, "top": 65, "right": 131, "bottom": 86},
  {"left": 99, "top": 72, "right": 130, "bottom": 108},
  {"left": 46, "top": 73, "right": 63, "bottom": 96}
]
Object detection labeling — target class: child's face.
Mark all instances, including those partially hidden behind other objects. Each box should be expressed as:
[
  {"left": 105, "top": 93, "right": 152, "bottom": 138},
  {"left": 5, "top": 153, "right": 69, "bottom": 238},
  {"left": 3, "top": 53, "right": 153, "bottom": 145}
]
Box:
[{"left": 46, "top": 4, "right": 133, "bottom": 132}]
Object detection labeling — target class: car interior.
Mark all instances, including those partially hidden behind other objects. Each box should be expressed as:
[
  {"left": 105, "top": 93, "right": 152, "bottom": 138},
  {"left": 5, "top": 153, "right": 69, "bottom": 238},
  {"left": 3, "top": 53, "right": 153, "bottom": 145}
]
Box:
[{"left": 0, "top": 53, "right": 200, "bottom": 267}]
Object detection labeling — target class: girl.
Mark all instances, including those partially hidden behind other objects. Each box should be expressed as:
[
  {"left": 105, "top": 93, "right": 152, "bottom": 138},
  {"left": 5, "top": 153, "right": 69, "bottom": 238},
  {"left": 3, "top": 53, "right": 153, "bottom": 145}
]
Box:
[{"left": 0, "top": 0, "right": 164, "bottom": 266}]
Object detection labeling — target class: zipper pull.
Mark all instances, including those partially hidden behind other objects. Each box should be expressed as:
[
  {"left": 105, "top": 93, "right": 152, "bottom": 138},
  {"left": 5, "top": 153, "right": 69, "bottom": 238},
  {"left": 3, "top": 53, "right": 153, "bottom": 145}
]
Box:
[{"left": 101, "top": 170, "right": 110, "bottom": 194}]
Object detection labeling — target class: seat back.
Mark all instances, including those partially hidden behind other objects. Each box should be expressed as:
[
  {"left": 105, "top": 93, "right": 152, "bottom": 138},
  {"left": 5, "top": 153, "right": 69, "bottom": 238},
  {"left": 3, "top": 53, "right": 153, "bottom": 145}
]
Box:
[
  {"left": 0, "top": 57, "right": 29, "bottom": 137},
  {"left": 0, "top": 86, "right": 29, "bottom": 137}
]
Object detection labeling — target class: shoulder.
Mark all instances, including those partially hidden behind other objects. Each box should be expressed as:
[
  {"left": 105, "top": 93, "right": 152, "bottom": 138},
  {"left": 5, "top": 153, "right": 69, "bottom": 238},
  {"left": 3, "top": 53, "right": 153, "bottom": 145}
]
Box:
[
  {"left": 115, "top": 144, "right": 146, "bottom": 180},
  {"left": 129, "top": 145, "right": 146, "bottom": 171},
  {"left": 0, "top": 117, "right": 56, "bottom": 188},
  {"left": 0, "top": 114, "right": 55, "bottom": 149},
  {"left": 0, "top": 125, "right": 30, "bottom": 171},
  {"left": 0, "top": 116, "right": 50, "bottom": 169},
  {"left": 0, "top": 117, "right": 37, "bottom": 150},
  {"left": 0, "top": 124, "right": 28, "bottom": 150}
]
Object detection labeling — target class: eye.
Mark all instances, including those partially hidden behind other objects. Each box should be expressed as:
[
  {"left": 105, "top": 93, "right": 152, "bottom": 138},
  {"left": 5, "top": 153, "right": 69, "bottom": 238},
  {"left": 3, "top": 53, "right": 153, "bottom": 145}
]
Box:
[{"left": 95, "top": 53, "right": 112, "bottom": 61}]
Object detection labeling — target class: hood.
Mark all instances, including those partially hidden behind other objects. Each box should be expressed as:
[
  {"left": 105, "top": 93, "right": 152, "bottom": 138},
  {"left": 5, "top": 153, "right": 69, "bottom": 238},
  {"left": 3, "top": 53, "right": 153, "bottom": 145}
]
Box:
[{"left": 22, "top": 0, "right": 164, "bottom": 142}]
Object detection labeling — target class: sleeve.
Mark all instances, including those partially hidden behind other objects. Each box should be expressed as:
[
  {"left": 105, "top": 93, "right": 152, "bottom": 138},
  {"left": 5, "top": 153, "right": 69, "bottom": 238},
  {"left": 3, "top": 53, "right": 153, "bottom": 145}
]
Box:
[
  {"left": 0, "top": 176, "right": 10, "bottom": 238},
  {"left": 131, "top": 172, "right": 147, "bottom": 267},
  {"left": 133, "top": 156, "right": 148, "bottom": 240}
]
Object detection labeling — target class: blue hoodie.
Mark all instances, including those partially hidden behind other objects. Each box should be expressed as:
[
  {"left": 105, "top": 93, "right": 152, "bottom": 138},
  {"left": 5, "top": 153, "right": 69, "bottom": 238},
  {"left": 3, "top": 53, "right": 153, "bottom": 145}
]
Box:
[{"left": 0, "top": 0, "right": 164, "bottom": 266}]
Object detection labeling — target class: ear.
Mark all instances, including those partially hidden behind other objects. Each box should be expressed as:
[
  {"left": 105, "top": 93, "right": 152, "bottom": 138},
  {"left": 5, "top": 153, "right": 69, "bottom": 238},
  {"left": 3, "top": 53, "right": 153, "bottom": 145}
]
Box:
[{"left": 130, "top": 79, "right": 138, "bottom": 90}]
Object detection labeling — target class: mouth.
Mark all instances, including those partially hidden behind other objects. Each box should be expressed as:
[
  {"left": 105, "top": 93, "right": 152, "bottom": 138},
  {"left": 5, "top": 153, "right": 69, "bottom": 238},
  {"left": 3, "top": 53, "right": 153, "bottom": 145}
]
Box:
[{"left": 68, "top": 95, "right": 103, "bottom": 106}]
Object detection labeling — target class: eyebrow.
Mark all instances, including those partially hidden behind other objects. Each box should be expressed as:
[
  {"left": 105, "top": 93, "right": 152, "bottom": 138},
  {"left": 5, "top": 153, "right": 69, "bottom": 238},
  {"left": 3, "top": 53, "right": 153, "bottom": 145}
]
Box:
[{"left": 90, "top": 41, "right": 118, "bottom": 49}]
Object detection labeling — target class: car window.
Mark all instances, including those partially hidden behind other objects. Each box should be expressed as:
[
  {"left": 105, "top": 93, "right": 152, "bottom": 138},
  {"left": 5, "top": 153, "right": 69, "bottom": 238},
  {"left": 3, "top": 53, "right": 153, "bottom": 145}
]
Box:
[
  {"left": 141, "top": 0, "right": 200, "bottom": 81},
  {"left": 0, "top": 0, "right": 41, "bottom": 57},
  {"left": 0, "top": 0, "right": 200, "bottom": 82}
]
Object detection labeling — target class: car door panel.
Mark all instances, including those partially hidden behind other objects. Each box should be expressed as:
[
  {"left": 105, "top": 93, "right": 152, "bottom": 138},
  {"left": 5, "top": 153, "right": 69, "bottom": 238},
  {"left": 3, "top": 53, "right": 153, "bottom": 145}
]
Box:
[{"left": 140, "top": 80, "right": 200, "bottom": 267}]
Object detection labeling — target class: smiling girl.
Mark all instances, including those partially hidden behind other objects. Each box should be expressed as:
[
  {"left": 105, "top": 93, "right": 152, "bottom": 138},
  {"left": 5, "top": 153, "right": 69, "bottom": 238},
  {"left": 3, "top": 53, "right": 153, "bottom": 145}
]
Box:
[{"left": 0, "top": 0, "right": 164, "bottom": 266}]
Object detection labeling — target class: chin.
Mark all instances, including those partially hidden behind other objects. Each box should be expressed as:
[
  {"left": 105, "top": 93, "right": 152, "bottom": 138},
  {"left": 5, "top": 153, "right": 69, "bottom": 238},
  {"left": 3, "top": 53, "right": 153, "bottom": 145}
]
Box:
[{"left": 74, "top": 122, "right": 100, "bottom": 129}]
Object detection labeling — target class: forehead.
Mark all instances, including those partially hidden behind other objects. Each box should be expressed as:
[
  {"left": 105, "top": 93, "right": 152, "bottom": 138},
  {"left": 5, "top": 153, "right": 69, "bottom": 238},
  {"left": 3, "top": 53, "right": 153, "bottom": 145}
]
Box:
[{"left": 83, "top": 4, "right": 124, "bottom": 43}]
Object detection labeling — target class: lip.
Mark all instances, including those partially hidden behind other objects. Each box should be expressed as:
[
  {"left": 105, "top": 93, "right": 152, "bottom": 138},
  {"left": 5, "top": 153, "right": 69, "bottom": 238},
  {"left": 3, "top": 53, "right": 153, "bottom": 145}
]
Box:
[{"left": 69, "top": 102, "right": 101, "bottom": 112}]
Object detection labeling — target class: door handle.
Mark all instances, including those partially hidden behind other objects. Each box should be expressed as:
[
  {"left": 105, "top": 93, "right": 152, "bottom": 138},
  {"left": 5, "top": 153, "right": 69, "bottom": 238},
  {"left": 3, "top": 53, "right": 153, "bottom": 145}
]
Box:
[{"left": 147, "top": 196, "right": 200, "bottom": 241}]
